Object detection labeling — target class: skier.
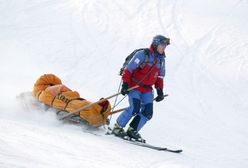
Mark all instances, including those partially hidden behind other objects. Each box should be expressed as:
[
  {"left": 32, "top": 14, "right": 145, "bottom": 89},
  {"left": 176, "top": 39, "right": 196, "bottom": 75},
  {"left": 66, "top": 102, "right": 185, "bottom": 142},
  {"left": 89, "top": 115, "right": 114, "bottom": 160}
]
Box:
[{"left": 112, "top": 35, "right": 170, "bottom": 142}]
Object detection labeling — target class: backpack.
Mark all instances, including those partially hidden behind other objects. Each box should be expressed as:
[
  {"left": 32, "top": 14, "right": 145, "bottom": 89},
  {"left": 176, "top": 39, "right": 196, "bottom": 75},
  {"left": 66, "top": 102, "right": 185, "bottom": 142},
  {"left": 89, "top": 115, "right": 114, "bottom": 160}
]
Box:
[{"left": 119, "top": 48, "right": 150, "bottom": 76}]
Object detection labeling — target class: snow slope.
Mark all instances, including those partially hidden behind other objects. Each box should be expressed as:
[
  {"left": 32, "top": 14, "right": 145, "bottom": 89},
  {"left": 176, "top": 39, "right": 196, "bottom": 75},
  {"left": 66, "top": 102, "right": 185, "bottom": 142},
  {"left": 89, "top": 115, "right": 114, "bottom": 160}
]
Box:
[{"left": 1, "top": 0, "right": 248, "bottom": 167}]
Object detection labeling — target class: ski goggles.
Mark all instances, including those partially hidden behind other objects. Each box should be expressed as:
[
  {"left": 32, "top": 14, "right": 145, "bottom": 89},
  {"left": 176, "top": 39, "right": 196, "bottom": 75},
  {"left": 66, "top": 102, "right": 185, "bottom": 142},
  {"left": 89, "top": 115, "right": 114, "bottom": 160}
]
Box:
[{"left": 159, "top": 38, "right": 170, "bottom": 46}]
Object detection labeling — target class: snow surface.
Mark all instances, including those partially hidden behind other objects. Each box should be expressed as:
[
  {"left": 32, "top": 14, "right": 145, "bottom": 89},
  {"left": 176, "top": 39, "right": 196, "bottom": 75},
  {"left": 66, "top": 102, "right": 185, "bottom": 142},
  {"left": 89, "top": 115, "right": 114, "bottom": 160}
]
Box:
[{"left": 1, "top": 0, "right": 248, "bottom": 167}]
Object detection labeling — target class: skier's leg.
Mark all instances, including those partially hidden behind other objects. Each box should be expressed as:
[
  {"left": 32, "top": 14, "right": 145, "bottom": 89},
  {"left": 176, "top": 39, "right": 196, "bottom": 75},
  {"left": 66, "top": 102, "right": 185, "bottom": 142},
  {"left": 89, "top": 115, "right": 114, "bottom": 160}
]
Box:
[
  {"left": 116, "top": 90, "right": 141, "bottom": 128},
  {"left": 129, "top": 91, "right": 154, "bottom": 132}
]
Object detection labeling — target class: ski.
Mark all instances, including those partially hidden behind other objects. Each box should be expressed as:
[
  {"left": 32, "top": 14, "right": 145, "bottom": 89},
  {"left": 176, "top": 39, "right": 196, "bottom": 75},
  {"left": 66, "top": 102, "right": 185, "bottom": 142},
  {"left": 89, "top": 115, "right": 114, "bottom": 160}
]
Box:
[
  {"left": 106, "top": 131, "right": 182, "bottom": 153},
  {"left": 126, "top": 140, "right": 183, "bottom": 153}
]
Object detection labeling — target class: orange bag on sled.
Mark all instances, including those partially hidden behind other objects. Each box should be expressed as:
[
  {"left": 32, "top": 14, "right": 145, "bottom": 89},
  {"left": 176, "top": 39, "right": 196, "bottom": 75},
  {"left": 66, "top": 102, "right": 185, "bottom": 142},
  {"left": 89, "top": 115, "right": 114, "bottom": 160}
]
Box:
[{"left": 32, "top": 74, "right": 111, "bottom": 127}]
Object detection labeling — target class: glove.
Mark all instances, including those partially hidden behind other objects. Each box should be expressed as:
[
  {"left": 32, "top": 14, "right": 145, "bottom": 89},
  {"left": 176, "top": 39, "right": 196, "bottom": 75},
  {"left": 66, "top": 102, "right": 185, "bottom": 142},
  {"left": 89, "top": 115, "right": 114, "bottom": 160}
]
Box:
[
  {"left": 155, "top": 88, "right": 164, "bottom": 102},
  {"left": 121, "top": 82, "right": 129, "bottom": 96}
]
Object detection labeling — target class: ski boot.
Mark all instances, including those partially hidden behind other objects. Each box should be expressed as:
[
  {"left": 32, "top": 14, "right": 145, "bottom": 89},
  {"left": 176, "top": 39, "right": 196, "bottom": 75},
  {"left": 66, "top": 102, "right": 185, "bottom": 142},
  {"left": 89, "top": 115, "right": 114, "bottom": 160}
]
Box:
[
  {"left": 126, "top": 127, "right": 146, "bottom": 143},
  {"left": 112, "top": 123, "right": 129, "bottom": 140}
]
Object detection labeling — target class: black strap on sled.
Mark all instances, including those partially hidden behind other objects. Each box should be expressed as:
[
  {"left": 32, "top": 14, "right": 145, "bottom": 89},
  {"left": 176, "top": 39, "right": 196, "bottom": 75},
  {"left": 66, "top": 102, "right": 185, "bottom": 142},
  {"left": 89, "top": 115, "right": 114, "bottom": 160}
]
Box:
[{"left": 63, "top": 97, "right": 86, "bottom": 111}]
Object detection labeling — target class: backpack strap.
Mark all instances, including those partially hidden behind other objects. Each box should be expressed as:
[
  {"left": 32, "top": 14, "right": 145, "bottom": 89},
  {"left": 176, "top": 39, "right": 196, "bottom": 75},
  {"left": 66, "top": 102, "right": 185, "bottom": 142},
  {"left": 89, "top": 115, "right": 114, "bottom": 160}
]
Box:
[
  {"left": 139, "top": 48, "right": 160, "bottom": 69},
  {"left": 139, "top": 48, "right": 150, "bottom": 68},
  {"left": 131, "top": 58, "right": 157, "bottom": 89}
]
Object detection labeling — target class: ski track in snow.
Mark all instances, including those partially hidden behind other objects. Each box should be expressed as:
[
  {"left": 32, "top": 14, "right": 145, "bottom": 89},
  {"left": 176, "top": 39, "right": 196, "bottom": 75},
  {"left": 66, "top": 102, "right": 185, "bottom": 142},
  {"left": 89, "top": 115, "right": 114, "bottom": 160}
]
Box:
[{"left": 1, "top": 0, "right": 248, "bottom": 168}]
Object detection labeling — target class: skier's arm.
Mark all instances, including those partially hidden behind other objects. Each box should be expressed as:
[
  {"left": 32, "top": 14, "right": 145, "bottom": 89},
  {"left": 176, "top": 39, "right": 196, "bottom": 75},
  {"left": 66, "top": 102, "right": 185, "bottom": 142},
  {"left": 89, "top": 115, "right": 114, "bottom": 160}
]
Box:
[
  {"left": 155, "top": 58, "right": 165, "bottom": 89},
  {"left": 122, "top": 51, "right": 145, "bottom": 83}
]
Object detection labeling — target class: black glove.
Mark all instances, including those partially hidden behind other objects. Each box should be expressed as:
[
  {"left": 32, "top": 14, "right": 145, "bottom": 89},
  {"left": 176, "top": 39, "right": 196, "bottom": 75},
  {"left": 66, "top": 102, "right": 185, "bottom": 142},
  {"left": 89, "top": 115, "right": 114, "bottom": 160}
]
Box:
[
  {"left": 155, "top": 88, "right": 164, "bottom": 102},
  {"left": 121, "top": 82, "right": 129, "bottom": 96}
]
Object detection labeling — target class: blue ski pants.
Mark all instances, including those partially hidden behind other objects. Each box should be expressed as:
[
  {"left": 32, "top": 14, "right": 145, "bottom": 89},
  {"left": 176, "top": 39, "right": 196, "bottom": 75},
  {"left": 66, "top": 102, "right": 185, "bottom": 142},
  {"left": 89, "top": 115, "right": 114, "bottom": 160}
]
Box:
[{"left": 116, "top": 90, "right": 154, "bottom": 132}]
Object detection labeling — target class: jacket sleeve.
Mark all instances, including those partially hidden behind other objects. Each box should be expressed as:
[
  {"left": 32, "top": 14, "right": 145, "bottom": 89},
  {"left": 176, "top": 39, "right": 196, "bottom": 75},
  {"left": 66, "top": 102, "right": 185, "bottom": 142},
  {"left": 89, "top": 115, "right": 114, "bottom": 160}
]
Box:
[
  {"left": 122, "top": 50, "right": 145, "bottom": 83},
  {"left": 155, "top": 57, "right": 166, "bottom": 89}
]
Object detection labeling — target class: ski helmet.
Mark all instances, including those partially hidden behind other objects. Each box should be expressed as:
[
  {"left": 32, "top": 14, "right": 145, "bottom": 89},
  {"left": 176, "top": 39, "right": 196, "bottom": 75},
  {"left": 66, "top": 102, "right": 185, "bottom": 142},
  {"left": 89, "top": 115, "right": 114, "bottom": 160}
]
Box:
[{"left": 152, "top": 35, "right": 170, "bottom": 47}]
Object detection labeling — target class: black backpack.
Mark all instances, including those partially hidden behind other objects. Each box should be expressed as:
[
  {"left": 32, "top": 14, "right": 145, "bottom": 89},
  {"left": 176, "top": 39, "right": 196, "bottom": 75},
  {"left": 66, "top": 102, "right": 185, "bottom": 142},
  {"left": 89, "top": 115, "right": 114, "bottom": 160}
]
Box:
[{"left": 119, "top": 48, "right": 150, "bottom": 76}]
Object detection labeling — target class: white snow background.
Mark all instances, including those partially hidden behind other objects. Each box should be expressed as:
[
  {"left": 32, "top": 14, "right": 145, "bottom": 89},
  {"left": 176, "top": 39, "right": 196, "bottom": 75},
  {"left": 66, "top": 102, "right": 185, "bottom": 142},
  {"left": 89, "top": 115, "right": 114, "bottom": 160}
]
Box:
[{"left": 0, "top": 0, "right": 248, "bottom": 168}]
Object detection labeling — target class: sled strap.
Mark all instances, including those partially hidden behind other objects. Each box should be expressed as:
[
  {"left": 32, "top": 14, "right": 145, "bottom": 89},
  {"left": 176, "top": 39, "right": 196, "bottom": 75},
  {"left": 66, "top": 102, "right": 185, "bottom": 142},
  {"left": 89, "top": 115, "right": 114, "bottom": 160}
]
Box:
[
  {"left": 51, "top": 94, "right": 59, "bottom": 106},
  {"left": 63, "top": 98, "right": 85, "bottom": 111},
  {"left": 36, "top": 91, "right": 42, "bottom": 101}
]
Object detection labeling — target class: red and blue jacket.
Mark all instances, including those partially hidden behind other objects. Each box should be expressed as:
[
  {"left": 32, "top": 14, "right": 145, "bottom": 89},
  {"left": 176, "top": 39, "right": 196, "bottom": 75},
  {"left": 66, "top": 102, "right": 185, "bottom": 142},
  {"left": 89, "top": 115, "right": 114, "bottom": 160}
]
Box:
[{"left": 122, "top": 47, "right": 166, "bottom": 92}]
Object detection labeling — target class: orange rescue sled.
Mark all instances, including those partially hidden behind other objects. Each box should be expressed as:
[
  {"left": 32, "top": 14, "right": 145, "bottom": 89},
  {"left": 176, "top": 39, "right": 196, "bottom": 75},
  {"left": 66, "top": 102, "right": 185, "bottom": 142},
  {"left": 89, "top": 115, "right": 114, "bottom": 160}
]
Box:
[{"left": 32, "top": 74, "right": 111, "bottom": 127}]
